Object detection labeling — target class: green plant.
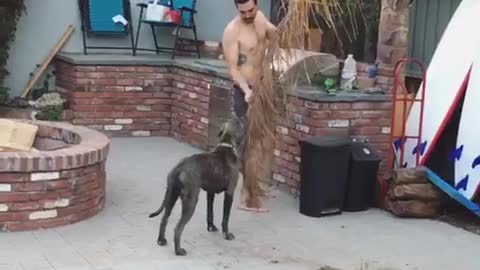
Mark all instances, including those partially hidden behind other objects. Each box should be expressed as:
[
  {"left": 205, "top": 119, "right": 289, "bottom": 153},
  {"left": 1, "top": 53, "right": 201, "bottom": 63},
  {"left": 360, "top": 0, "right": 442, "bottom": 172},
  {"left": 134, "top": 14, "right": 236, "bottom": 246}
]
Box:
[
  {"left": 31, "top": 72, "right": 54, "bottom": 100},
  {"left": 35, "top": 104, "right": 64, "bottom": 121},
  {"left": 0, "top": 0, "right": 26, "bottom": 85},
  {"left": 0, "top": 86, "right": 10, "bottom": 104}
]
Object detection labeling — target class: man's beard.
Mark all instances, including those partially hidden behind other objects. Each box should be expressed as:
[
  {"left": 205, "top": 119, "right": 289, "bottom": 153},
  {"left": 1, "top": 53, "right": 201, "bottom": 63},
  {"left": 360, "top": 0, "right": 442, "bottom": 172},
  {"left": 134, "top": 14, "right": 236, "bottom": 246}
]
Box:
[{"left": 242, "top": 16, "right": 255, "bottom": 24}]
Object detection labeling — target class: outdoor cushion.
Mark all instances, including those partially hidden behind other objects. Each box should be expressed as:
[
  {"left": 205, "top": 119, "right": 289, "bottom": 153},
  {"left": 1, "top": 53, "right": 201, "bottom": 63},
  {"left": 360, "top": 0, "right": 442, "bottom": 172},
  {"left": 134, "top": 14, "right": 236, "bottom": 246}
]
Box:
[{"left": 88, "top": 0, "right": 126, "bottom": 32}]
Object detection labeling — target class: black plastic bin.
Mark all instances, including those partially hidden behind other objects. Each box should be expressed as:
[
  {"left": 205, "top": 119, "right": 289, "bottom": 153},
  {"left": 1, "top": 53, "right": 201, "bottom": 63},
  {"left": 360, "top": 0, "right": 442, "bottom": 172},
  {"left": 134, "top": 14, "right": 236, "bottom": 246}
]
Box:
[
  {"left": 343, "top": 142, "right": 381, "bottom": 212},
  {"left": 299, "top": 135, "right": 352, "bottom": 217}
]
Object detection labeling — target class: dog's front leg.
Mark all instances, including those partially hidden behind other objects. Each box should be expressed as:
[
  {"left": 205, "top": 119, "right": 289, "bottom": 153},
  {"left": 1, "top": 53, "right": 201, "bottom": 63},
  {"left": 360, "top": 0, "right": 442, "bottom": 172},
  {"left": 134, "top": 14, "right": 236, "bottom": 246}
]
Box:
[
  {"left": 207, "top": 192, "right": 218, "bottom": 232},
  {"left": 222, "top": 192, "right": 235, "bottom": 240}
]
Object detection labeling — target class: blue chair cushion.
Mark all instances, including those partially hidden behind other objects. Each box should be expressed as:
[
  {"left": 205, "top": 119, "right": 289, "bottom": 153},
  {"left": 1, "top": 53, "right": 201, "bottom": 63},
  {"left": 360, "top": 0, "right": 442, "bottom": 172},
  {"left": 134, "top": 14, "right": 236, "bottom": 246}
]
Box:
[
  {"left": 172, "top": 0, "right": 195, "bottom": 27},
  {"left": 88, "top": 0, "right": 126, "bottom": 32}
]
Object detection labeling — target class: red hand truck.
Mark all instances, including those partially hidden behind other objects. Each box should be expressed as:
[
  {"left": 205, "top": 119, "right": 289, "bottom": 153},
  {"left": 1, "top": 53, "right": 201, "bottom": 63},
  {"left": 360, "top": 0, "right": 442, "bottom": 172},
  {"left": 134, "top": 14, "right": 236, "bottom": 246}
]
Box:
[{"left": 381, "top": 58, "right": 427, "bottom": 208}]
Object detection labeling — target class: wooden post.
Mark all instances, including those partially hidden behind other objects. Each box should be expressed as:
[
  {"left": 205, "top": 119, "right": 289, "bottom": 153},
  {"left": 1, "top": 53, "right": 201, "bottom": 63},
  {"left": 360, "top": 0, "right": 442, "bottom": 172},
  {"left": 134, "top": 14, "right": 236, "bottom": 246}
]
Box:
[{"left": 20, "top": 24, "right": 75, "bottom": 98}]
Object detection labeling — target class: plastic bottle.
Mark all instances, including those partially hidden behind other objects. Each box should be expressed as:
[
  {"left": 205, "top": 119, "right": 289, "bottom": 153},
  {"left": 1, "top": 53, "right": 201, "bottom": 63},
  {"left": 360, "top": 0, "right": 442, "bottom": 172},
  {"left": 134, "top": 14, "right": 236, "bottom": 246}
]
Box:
[
  {"left": 368, "top": 62, "right": 379, "bottom": 79},
  {"left": 341, "top": 54, "right": 357, "bottom": 88}
]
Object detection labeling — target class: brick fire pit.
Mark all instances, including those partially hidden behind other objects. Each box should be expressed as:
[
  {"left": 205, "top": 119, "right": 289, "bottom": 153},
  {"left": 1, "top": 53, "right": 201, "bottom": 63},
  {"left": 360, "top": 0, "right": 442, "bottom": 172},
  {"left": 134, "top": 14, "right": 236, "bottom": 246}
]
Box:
[{"left": 0, "top": 120, "right": 110, "bottom": 231}]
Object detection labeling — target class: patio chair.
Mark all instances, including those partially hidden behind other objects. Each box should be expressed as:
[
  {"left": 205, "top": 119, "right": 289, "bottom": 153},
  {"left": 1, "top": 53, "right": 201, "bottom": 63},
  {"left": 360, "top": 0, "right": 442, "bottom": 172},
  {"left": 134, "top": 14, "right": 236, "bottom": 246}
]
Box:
[
  {"left": 134, "top": 0, "right": 201, "bottom": 59},
  {"left": 78, "top": 0, "right": 136, "bottom": 55}
]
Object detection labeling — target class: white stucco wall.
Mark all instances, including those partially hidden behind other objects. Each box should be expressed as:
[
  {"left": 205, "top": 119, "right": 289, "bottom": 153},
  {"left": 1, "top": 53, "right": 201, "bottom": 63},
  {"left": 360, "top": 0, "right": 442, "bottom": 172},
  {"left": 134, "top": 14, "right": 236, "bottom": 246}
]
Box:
[{"left": 4, "top": 0, "right": 271, "bottom": 97}]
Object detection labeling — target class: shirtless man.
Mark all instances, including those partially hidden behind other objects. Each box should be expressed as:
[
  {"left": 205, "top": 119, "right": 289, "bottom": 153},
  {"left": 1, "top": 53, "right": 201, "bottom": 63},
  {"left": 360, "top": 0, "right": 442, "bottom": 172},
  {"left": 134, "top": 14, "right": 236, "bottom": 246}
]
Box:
[{"left": 222, "top": 0, "right": 277, "bottom": 212}]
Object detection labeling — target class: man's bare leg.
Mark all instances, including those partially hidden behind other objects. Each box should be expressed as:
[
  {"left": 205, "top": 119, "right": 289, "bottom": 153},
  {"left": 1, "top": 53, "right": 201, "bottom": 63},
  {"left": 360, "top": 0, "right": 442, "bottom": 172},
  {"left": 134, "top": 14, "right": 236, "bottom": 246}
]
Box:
[
  {"left": 237, "top": 119, "right": 269, "bottom": 213},
  {"left": 238, "top": 175, "right": 269, "bottom": 213},
  {"left": 231, "top": 82, "right": 270, "bottom": 213}
]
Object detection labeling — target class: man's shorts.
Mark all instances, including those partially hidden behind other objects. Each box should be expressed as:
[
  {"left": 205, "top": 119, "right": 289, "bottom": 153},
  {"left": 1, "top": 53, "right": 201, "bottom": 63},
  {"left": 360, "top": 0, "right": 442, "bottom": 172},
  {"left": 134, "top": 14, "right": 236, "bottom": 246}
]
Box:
[
  {"left": 232, "top": 84, "right": 248, "bottom": 119},
  {"left": 231, "top": 84, "right": 249, "bottom": 161}
]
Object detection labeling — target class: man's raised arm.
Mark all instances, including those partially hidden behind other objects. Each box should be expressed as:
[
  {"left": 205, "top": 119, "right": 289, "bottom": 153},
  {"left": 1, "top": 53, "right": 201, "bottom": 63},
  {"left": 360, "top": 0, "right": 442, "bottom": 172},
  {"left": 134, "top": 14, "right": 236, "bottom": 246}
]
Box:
[
  {"left": 222, "top": 25, "right": 252, "bottom": 98},
  {"left": 266, "top": 20, "right": 278, "bottom": 40},
  {"left": 259, "top": 11, "right": 278, "bottom": 41}
]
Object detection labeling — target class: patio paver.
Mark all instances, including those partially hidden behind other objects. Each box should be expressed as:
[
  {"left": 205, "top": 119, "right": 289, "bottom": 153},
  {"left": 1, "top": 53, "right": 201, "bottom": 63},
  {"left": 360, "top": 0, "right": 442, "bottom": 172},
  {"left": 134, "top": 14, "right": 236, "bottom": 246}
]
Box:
[{"left": 1, "top": 137, "right": 479, "bottom": 270}]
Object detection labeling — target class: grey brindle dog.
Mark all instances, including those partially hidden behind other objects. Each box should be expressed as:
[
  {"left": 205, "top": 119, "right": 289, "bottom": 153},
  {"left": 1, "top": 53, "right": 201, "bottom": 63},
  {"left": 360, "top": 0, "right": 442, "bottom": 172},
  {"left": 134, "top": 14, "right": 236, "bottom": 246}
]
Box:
[{"left": 148, "top": 116, "right": 245, "bottom": 256}]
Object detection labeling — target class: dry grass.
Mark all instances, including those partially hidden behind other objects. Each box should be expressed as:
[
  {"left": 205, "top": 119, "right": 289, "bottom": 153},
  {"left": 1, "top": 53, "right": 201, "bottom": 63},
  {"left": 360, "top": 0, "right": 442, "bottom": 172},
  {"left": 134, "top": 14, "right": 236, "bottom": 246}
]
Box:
[{"left": 241, "top": 0, "right": 371, "bottom": 207}]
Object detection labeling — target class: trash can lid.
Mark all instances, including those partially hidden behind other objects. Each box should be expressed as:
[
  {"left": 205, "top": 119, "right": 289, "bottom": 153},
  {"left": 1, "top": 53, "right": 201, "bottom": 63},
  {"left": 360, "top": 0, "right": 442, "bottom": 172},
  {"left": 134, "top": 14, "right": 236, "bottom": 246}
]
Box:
[
  {"left": 351, "top": 142, "right": 381, "bottom": 161},
  {"left": 300, "top": 135, "right": 351, "bottom": 148}
]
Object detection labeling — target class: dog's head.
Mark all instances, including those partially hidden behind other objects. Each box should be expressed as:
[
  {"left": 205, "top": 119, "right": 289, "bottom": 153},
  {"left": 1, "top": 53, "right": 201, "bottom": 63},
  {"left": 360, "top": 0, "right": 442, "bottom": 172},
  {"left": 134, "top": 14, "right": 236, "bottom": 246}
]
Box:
[{"left": 217, "top": 116, "right": 245, "bottom": 149}]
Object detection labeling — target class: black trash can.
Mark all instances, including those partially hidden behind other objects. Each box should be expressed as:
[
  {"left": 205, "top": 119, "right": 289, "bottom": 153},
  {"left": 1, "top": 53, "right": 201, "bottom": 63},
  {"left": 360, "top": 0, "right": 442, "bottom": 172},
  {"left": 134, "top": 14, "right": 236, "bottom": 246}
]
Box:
[
  {"left": 299, "top": 135, "right": 352, "bottom": 217},
  {"left": 343, "top": 142, "right": 381, "bottom": 212}
]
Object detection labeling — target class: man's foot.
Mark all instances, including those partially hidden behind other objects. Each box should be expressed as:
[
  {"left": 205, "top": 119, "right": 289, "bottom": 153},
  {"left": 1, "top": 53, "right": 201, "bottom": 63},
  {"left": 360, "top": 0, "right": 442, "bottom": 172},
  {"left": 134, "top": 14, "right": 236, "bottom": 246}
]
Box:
[
  {"left": 263, "top": 189, "right": 275, "bottom": 199},
  {"left": 237, "top": 204, "right": 269, "bottom": 213}
]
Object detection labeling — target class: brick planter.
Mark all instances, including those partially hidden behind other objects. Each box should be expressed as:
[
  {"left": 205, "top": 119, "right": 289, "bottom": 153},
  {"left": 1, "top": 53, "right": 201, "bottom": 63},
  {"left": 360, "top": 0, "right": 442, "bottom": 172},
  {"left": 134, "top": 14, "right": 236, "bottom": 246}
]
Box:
[
  {"left": 272, "top": 94, "right": 392, "bottom": 193},
  {"left": 170, "top": 67, "right": 215, "bottom": 149},
  {"left": 0, "top": 120, "right": 110, "bottom": 231},
  {"left": 55, "top": 62, "right": 172, "bottom": 137},
  {"left": 54, "top": 57, "right": 233, "bottom": 150}
]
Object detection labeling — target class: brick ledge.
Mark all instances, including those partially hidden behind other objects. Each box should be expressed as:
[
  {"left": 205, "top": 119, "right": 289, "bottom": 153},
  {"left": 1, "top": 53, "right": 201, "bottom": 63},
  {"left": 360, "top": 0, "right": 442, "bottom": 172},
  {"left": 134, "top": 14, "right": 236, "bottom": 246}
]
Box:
[
  {"left": 56, "top": 53, "right": 230, "bottom": 81},
  {"left": 56, "top": 53, "right": 393, "bottom": 103}
]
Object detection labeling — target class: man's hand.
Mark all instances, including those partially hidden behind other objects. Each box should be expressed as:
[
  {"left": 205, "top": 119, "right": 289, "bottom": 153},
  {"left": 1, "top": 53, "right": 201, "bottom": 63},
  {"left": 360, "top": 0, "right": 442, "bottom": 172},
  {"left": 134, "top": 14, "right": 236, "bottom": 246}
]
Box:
[{"left": 244, "top": 87, "right": 253, "bottom": 103}]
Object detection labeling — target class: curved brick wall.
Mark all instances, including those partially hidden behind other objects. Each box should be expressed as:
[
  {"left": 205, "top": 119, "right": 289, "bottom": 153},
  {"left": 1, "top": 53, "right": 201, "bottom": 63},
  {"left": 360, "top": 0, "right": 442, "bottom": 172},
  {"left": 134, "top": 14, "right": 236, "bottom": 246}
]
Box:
[
  {"left": 0, "top": 120, "right": 110, "bottom": 231},
  {"left": 54, "top": 54, "right": 395, "bottom": 196}
]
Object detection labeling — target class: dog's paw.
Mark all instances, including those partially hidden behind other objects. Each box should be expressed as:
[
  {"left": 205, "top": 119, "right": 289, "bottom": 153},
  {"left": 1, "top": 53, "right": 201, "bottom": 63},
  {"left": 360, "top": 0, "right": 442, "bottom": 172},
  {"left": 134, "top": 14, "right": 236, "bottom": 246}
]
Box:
[
  {"left": 207, "top": 224, "right": 218, "bottom": 232},
  {"left": 175, "top": 248, "right": 187, "bottom": 256},
  {"left": 157, "top": 238, "right": 167, "bottom": 246},
  {"left": 223, "top": 232, "right": 235, "bottom": 240}
]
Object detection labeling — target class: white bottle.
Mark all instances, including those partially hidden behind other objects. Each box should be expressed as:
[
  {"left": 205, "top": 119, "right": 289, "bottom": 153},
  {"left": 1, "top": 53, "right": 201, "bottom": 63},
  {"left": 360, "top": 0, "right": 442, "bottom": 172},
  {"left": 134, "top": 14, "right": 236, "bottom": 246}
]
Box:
[{"left": 341, "top": 54, "right": 357, "bottom": 89}]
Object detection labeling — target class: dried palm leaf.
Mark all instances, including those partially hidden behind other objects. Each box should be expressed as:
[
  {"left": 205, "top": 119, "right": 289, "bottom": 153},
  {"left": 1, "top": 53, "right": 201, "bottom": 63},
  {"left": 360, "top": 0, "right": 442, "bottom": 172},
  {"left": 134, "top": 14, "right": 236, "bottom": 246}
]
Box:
[{"left": 241, "top": 0, "right": 373, "bottom": 207}]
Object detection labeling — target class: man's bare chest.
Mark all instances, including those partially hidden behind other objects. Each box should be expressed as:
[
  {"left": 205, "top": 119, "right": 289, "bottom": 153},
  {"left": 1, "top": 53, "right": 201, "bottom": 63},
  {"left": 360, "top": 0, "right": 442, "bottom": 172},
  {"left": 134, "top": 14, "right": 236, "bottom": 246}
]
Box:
[{"left": 237, "top": 26, "right": 266, "bottom": 52}]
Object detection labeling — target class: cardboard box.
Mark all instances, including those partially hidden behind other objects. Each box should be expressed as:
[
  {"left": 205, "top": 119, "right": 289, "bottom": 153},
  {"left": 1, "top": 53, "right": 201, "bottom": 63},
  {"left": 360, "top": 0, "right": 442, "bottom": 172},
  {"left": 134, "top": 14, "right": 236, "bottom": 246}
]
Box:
[
  {"left": 0, "top": 119, "right": 39, "bottom": 151},
  {"left": 357, "top": 77, "right": 376, "bottom": 89}
]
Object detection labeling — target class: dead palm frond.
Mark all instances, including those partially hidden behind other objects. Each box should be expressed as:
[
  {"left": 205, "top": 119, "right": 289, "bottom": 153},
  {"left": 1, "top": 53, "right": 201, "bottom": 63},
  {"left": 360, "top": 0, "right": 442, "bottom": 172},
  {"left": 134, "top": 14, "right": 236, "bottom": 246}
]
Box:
[{"left": 241, "top": 0, "right": 376, "bottom": 207}]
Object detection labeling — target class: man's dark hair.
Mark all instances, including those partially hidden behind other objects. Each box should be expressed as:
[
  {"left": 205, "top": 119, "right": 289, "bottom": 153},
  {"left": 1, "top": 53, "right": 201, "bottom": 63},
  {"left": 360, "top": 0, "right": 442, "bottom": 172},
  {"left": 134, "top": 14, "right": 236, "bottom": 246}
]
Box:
[{"left": 234, "top": 0, "right": 257, "bottom": 6}]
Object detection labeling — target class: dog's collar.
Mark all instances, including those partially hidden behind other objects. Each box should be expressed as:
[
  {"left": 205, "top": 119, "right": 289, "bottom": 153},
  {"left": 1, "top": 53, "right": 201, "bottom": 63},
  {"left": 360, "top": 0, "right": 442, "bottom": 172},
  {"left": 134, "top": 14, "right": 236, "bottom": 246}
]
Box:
[
  {"left": 215, "top": 143, "right": 239, "bottom": 156},
  {"left": 217, "top": 143, "right": 233, "bottom": 148}
]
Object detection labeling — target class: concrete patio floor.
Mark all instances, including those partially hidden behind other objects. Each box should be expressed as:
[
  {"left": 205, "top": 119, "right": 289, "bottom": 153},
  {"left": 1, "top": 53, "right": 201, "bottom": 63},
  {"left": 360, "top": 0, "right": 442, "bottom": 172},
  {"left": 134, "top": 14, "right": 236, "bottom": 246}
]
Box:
[{"left": 1, "top": 137, "right": 480, "bottom": 270}]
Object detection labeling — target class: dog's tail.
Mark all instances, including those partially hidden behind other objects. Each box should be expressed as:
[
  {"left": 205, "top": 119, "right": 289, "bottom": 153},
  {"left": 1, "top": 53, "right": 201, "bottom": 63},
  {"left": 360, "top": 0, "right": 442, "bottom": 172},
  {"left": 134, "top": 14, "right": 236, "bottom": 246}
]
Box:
[
  {"left": 148, "top": 201, "right": 165, "bottom": 218},
  {"left": 148, "top": 183, "right": 171, "bottom": 218},
  {"left": 148, "top": 169, "right": 178, "bottom": 218}
]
